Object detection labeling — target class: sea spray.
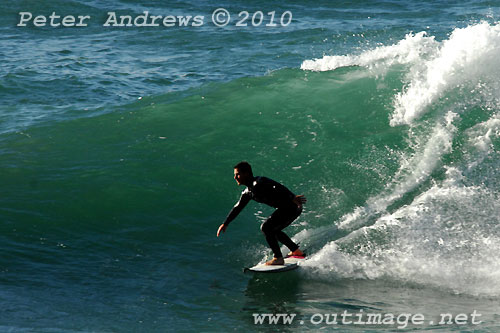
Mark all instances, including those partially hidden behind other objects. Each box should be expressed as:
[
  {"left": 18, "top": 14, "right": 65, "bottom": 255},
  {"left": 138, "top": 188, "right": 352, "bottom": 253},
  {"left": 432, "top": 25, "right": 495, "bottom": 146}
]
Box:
[{"left": 299, "top": 22, "right": 500, "bottom": 297}]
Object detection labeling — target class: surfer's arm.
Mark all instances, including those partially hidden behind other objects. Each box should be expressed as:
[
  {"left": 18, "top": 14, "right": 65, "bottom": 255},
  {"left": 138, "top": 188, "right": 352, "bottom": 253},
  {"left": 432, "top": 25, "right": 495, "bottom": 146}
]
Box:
[
  {"left": 217, "top": 191, "right": 251, "bottom": 237},
  {"left": 223, "top": 192, "right": 251, "bottom": 226}
]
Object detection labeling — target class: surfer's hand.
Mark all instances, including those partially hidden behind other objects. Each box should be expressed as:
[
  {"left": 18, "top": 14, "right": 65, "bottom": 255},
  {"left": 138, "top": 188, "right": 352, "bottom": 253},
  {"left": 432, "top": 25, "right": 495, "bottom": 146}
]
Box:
[
  {"left": 217, "top": 224, "right": 227, "bottom": 237},
  {"left": 293, "top": 195, "right": 307, "bottom": 209}
]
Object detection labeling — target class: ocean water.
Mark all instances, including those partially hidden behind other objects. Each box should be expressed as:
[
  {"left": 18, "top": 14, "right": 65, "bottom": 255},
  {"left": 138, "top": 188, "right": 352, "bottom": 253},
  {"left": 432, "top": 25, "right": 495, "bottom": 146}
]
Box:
[{"left": 1, "top": 0, "right": 500, "bottom": 332}]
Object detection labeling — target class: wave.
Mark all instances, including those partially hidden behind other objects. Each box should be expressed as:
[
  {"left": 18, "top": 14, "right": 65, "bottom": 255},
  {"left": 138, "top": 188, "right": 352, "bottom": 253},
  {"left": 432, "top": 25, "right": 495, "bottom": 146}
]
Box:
[
  {"left": 299, "top": 22, "right": 500, "bottom": 297},
  {"left": 2, "top": 22, "right": 500, "bottom": 296},
  {"left": 301, "top": 22, "right": 500, "bottom": 125}
]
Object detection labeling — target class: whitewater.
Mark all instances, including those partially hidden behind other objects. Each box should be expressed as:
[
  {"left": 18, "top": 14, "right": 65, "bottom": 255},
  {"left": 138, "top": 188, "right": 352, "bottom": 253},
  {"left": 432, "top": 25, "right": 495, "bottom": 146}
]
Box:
[{"left": 299, "top": 21, "right": 500, "bottom": 297}]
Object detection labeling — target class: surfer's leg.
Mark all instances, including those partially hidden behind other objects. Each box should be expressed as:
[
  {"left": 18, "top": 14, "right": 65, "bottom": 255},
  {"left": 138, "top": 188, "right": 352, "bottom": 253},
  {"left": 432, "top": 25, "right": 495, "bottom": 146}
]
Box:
[
  {"left": 275, "top": 206, "right": 302, "bottom": 251},
  {"left": 261, "top": 220, "right": 283, "bottom": 258},
  {"left": 261, "top": 205, "right": 302, "bottom": 258},
  {"left": 276, "top": 231, "right": 299, "bottom": 252}
]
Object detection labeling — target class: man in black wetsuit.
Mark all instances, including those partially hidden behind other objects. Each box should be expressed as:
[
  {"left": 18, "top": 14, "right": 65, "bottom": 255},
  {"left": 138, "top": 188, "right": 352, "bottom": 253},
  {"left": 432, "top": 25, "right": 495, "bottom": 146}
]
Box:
[{"left": 217, "top": 161, "right": 306, "bottom": 265}]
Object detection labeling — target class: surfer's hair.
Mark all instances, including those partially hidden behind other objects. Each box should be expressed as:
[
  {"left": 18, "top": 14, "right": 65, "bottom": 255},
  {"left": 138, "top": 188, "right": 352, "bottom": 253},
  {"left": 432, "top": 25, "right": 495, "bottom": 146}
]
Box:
[{"left": 234, "top": 161, "right": 253, "bottom": 176}]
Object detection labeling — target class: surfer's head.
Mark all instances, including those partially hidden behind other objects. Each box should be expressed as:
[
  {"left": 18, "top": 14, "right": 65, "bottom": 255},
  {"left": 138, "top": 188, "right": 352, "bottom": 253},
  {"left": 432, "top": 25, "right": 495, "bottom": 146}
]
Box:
[{"left": 233, "top": 161, "right": 253, "bottom": 186}]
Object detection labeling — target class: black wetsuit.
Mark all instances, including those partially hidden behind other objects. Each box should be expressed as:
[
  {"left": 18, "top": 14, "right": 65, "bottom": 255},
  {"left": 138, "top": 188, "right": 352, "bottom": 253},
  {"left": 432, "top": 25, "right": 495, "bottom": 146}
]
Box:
[{"left": 223, "top": 176, "right": 302, "bottom": 258}]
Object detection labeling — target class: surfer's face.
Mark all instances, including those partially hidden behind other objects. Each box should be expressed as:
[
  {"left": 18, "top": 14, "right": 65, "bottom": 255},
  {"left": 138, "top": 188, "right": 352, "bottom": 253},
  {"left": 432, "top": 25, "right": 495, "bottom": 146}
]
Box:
[{"left": 234, "top": 168, "right": 251, "bottom": 186}]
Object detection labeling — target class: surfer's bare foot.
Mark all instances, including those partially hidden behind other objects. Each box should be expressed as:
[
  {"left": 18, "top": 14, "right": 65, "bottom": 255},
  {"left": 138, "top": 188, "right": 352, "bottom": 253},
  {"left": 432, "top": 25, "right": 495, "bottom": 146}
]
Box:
[
  {"left": 265, "top": 257, "right": 284, "bottom": 265},
  {"left": 288, "top": 249, "right": 305, "bottom": 257}
]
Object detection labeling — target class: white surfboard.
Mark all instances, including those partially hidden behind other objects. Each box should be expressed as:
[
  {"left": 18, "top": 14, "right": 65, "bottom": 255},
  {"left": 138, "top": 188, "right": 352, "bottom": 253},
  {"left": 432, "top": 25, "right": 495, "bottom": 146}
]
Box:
[{"left": 244, "top": 256, "right": 305, "bottom": 273}]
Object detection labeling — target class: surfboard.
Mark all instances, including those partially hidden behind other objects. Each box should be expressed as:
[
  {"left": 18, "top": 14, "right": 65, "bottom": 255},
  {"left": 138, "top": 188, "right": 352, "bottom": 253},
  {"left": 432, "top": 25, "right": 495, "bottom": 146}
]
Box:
[{"left": 244, "top": 256, "right": 305, "bottom": 273}]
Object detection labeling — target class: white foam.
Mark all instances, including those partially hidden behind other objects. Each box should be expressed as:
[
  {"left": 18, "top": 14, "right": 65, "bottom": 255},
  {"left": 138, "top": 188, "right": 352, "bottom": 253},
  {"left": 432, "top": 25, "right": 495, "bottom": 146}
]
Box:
[
  {"left": 299, "top": 23, "right": 500, "bottom": 296},
  {"left": 301, "top": 32, "right": 437, "bottom": 72},
  {"left": 392, "top": 22, "right": 500, "bottom": 125},
  {"left": 301, "top": 22, "right": 500, "bottom": 126},
  {"left": 300, "top": 107, "right": 500, "bottom": 295},
  {"left": 302, "top": 109, "right": 500, "bottom": 295},
  {"left": 464, "top": 113, "right": 500, "bottom": 171},
  {"left": 334, "top": 110, "right": 458, "bottom": 232},
  {"left": 304, "top": 175, "right": 500, "bottom": 296}
]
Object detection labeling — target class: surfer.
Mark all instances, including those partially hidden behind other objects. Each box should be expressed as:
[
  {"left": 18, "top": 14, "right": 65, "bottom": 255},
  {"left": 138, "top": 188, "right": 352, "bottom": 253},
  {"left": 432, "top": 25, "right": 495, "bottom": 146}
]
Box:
[{"left": 217, "top": 161, "right": 306, "bottom": 265}]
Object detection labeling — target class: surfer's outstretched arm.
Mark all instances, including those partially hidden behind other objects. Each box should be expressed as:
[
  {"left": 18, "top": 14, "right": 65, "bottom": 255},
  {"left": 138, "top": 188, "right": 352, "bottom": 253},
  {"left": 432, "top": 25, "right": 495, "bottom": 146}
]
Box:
[
  {"left": 216, "top": 224, "right": 227, "bottom": 237},
  {"left": 217, "top": 191, "right": 251, "bottom": 237}
]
